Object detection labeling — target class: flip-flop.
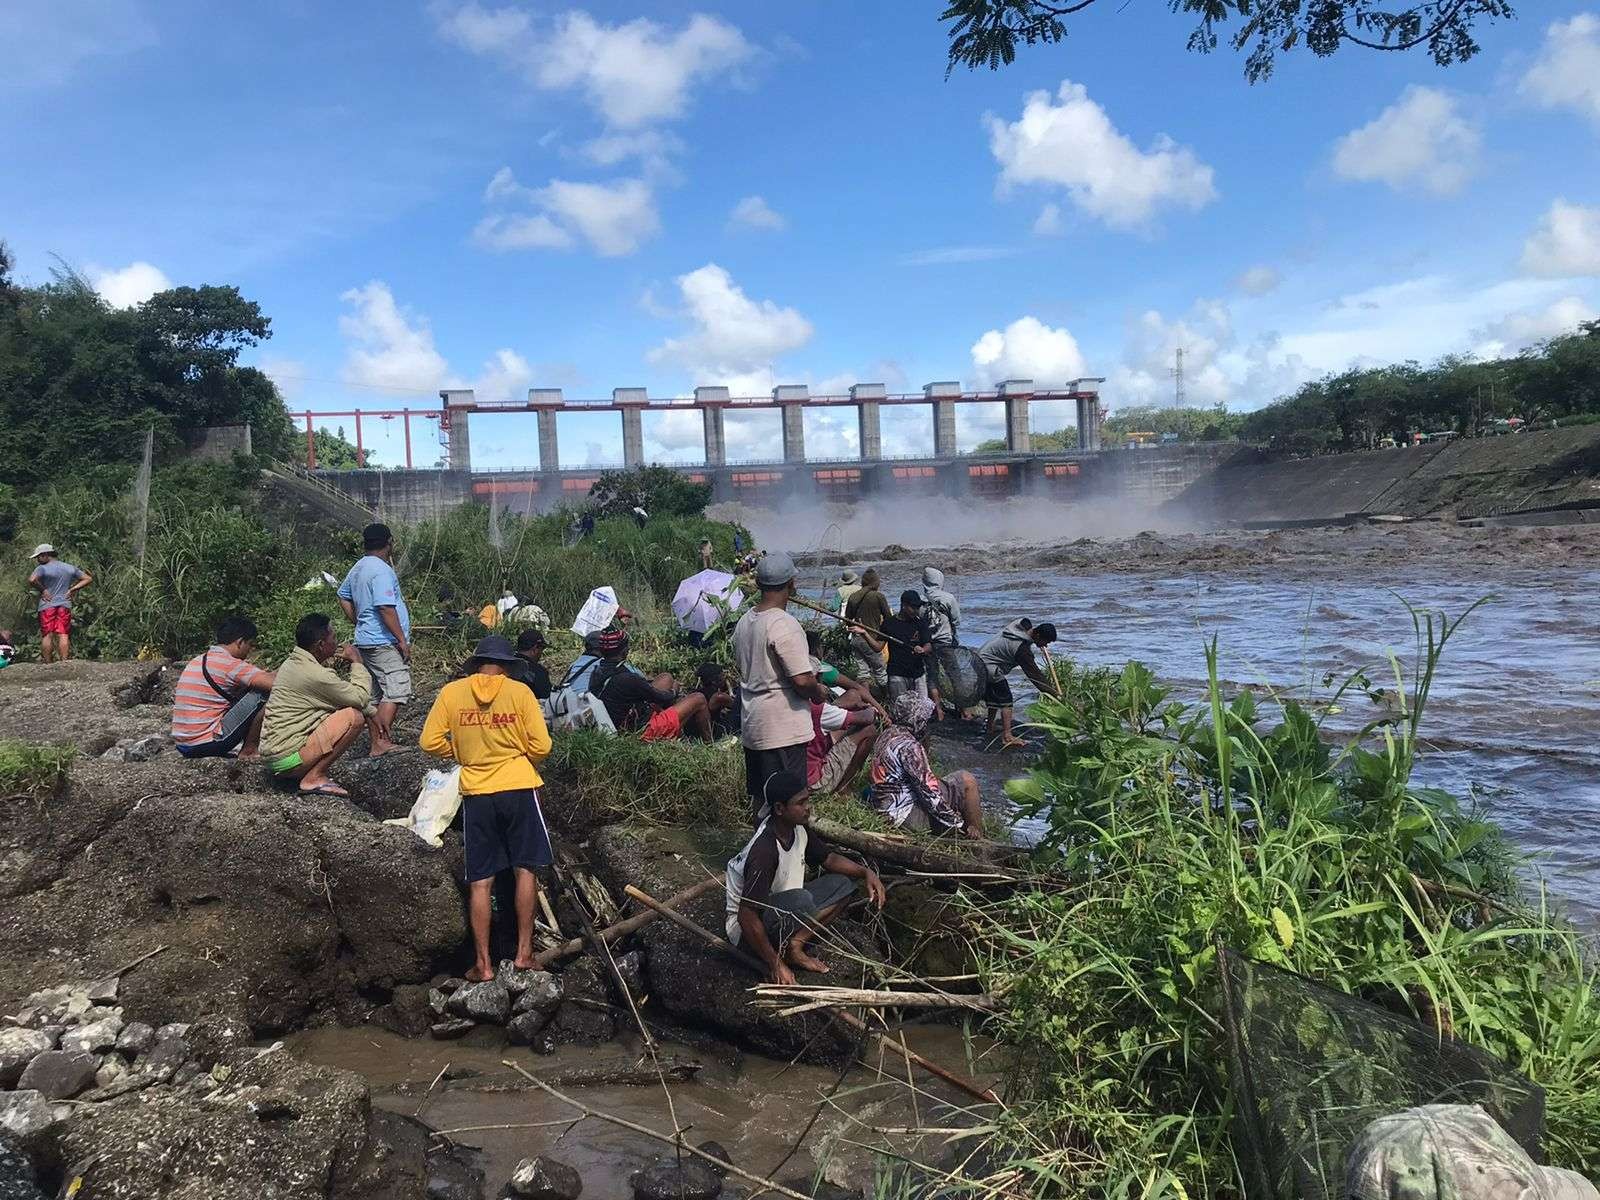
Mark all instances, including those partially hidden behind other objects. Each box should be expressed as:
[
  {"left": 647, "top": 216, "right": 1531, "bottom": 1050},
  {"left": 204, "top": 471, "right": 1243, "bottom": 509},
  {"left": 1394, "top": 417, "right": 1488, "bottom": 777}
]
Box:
[{"left": 299, "top": 783, "right": 349, "bottom": 798}]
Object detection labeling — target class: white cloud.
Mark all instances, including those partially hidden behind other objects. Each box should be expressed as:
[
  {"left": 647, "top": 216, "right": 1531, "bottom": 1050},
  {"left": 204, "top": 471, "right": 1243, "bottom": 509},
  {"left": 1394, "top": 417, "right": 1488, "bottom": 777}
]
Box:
[
  {"left": 1111, "top": 301, "right": 1234, "bottom": 408},
  {"left": 1032, "top": 203, "right": 1064, "bottom": 237},
  {"left": 1330, "top": 86, "right": 1480, "bottom": 196},
  {"left": 472, "top": 348, "right": 534, "bottom": 403},
  {"left": 340, "top": 282, "right": 452, "bottom": 392},
  {"left": 1235, "top": 265, "right": 1281, "bottom": 296},
  {"left": 1472, "top": 296, "right": 1596, "bottom": 359},
  {"left": 985, "top": 80, "right": 1216, "bottom": 229},
  {"left": 899, "top": 246, "right": 1015, "bottom": 266},
  {"left": 648, "top": 264, "right": 813, "bottom": 389},
  {"left": 728, "top": 195, "right": 786, "bottom": 233},
  {"left": 435, "top": 4, "right": 752, "bottom": 130},
  {"left": 474, "top": 170, "right": 659, "bottom": 257},
  {"left": 969, "top": 316, "right": 1087, "bottom": 386},
  {"left": 1520, "top": 200, "right": 1600, "bottom": 278},
  {"left": 1520, "top": 13, "right": 1600, "bottom": 127},
  {"left": 579, "top": 130, "right": 683, "bottom": 178},
  {"left": 91, "top": 261, "right": 172, "bottom": 308}
]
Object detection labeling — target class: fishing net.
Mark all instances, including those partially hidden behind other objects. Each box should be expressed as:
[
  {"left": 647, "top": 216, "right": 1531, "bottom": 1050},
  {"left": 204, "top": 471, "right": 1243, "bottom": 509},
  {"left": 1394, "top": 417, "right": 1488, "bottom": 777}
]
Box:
[
  {"left": 1218, "top": 945, "right": 1545, "bottom": 1200},
  {"left": 128, "top": 429, "right": 153, "bottom": 565},
  {"left": 487, "top": 485, "right": 505, "bottom": 551},
  {"left": 928, "top": 645, "right": 990, "bottom": 711}
]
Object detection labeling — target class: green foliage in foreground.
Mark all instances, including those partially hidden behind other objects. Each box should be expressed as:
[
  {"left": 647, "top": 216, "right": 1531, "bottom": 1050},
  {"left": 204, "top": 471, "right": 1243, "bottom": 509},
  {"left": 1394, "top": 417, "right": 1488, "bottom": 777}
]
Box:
[
  {"left": 968, "top": 607, "right": 1599, "bottom": 1196},
  {"left": 0, "top": 740, "right": 74, "bottom": 799},
  {"left": 546, "top": 728, "right": 746, "bottom": 829}
]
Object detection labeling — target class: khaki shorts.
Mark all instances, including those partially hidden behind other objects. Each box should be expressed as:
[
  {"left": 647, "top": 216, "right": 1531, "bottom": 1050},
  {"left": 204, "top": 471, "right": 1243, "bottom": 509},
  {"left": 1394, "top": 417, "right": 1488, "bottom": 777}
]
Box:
[
  {"left": 814, "top": 729, "right": 867, "bottom": 793},
  {"left": 358, "top": 643, "right": 413, "bottom": 705}
]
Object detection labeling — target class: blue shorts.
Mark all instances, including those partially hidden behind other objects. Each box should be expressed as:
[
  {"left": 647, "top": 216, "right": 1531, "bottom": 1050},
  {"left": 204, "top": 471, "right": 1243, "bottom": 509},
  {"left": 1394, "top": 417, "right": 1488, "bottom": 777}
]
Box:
[
  {"left": 176, "top": 692, "right": 265, "bottom": 758},
  {"left": 462, "top": 788, "right": 553, "bottom": 883}
]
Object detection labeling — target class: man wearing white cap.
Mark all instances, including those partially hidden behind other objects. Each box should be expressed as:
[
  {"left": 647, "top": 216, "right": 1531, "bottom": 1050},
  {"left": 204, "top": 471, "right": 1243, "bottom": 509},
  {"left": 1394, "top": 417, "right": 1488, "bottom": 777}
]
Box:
[
  {"left": 26, "top": 544, "right": 92, "bottom": 663},
  {"left": 733, "top": 551, "right": 830, "bottom": 824}
]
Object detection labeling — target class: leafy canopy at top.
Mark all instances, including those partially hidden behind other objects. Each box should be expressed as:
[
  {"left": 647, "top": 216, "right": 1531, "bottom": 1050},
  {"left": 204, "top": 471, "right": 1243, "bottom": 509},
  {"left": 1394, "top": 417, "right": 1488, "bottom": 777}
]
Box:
[{"left": 942, "top": 0, "right": 1515, "bottom": 81}]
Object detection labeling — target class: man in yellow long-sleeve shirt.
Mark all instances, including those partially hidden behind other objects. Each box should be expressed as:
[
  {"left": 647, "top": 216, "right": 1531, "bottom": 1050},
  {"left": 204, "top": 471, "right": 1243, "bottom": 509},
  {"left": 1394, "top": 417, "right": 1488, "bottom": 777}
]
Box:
[{"left": 421, "top": 634, "right": 554, "bottom": 983}]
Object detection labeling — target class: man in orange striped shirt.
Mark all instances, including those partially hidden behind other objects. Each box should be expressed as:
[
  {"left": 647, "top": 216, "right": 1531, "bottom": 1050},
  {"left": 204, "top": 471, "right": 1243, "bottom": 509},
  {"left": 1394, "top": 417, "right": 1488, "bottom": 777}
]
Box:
[{"left": 171, "top": 616, "right": 276, "bottom": 759}]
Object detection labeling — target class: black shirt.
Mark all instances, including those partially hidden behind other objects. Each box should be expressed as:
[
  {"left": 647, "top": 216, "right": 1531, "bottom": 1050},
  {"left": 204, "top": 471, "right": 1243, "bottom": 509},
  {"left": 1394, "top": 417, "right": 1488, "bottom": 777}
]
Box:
[
  {"left": 880, "top": 613, "right": 933, "bottom": 679},
  {"left": 512, "top": 657, "right": 551, "bottom": 700},
  {"left": 592, "top": 661, "right": 675, "bottom": 732}
]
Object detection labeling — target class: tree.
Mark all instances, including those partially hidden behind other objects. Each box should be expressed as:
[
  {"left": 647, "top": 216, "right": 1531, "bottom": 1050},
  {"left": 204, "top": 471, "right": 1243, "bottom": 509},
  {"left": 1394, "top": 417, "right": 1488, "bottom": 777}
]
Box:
[
  {"left": 0, "top": 266, "right": 293, "bottom": 490},
  {"left": 942, "top": 0, "right": 1514, "bottom": 81},
  {"left": 311, "top": 425, "right": 374, "bottom": 470},
  {"left": 972, "top": 427, "right": 1078, "bottom": 453},
  {"left": 587, "top": 466, "right": 712, "bottom": 520}
]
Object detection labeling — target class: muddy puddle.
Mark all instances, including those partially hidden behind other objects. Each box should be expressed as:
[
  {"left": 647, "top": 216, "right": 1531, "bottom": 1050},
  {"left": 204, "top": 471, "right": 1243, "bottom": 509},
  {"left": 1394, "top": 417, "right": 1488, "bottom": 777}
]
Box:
[{"left": 291, "top": 1023, "right": 1004, "bottom": 1197}]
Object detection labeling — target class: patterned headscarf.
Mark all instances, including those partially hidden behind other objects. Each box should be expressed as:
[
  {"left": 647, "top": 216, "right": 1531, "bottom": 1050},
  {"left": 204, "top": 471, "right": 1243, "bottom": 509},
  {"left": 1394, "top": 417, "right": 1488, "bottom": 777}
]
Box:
[{"left": 891, "top": 693, "right": 935, "bottom": 737}]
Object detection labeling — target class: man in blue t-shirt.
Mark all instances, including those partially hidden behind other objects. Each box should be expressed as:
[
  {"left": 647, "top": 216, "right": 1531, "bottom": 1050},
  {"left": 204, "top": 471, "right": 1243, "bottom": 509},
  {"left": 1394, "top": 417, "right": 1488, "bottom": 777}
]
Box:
[{"left": 337, "top": 523, "right": 412, "bottom": 757}]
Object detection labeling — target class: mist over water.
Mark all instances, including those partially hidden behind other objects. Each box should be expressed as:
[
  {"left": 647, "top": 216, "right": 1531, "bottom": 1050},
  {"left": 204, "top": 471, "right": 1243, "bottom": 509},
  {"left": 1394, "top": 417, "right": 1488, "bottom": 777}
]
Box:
[{"left": 721, "top": 495, "right": 1200, "bottom": 553}]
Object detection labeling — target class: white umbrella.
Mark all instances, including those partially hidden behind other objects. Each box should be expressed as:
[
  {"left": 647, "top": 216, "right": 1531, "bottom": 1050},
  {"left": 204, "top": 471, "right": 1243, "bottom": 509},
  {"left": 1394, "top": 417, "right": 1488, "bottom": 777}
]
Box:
[{"left": 672, "top": 570, "right": 743, "bottom": 635}]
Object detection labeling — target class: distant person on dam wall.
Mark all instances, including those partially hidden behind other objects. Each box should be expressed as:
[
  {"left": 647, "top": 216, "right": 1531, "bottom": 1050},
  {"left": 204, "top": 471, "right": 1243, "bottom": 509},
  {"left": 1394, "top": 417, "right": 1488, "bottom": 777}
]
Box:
[
  {"left": 337, "top": 522, "right": 412, "bottom": 758},
  {"left": 27, "top": 543, "right": 92, "bottom": 663}
]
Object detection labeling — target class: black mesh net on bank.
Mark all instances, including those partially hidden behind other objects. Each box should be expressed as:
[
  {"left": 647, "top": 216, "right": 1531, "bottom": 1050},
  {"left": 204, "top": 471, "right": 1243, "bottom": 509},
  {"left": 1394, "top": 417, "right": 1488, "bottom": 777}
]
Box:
[
  {"left": 928, "top": 645, "right": 990, "bottom": 711},
  {"left": 1217, "top": 944, "right": 1545, "bottom": 1200}
]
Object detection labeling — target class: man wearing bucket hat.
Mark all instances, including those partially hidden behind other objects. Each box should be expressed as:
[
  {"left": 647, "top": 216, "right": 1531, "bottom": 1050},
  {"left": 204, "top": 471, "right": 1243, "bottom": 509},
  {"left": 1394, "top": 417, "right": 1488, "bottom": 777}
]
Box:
[
  {"left": 26, "top": 544, "right": 92, "bottom": 663},
  {"left": 421, "top": 634, "right": 554, "bottom": 983},
  {"left": 733, "top": 551, "right": 830, "bottom": 823}
]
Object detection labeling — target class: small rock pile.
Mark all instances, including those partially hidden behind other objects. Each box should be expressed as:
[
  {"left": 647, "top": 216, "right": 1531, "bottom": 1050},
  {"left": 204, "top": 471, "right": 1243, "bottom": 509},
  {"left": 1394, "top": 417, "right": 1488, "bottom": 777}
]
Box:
[
  {"left": 97, "top": 733, "right": 170, "bottom": 763},
  {"left": 428, "top": 962, "right": 567, "bottom": 1051},
  {"left": 0, "top": 977, "right": 210, "bottom": 1143}
]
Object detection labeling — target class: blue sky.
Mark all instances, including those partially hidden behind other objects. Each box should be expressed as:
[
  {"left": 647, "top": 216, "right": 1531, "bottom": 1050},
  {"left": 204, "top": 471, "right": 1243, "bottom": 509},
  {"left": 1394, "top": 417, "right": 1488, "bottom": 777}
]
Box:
[{"left": 5, "top": 1, "right": 1599, "bottom": 468}]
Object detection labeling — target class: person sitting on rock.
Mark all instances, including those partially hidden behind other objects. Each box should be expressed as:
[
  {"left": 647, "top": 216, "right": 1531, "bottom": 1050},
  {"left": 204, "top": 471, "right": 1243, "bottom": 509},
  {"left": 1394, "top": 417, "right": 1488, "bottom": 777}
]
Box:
[
  {"left": 421, "top": 634, "right": 553, "bottom": 983},
  {"left": 589, "top": 630, "right": 713, "bottom": 742},
  {"left": 808, "top": 697, "right": 879, "bottom": 795},
  {"left": 0, "top": 628, "right": 15, "bottom": 669},
  {"left": 869, "top": 694, "right": 984, "bottom": 839},
  {"left": 259, "top": 612, "right": 373, "bottom": 798},
  {"left": 695, "top": 662, "right": 740, "bottom": 739},
  {"left": 172, "top": 615, "right": 276, "bottom": 760},
  {"left": 725, "top": 770, "right": 885, "bottom": 985}
]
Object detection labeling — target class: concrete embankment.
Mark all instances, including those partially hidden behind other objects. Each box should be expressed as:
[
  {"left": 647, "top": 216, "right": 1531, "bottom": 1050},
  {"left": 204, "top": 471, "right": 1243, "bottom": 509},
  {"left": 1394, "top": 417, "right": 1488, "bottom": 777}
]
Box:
[{"left": 1170, "top": 425, "right": 1600, "bottom": 527}]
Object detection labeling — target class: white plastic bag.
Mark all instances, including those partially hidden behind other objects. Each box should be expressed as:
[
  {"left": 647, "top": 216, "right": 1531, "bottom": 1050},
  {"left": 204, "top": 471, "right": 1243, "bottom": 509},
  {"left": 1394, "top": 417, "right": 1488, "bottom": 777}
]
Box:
[
  {"left": 571, "top": 586, "right": 619, "bottom": 637},
  {"left": 383, "top": 765, "right": 463, "bottom": 847}
]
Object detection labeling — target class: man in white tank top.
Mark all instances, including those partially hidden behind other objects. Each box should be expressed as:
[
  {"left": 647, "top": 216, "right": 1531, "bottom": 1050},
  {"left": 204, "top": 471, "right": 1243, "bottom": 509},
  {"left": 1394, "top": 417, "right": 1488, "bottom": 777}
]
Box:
[{"left": 725, "top": 771, "right": 886, "bottom": 985}]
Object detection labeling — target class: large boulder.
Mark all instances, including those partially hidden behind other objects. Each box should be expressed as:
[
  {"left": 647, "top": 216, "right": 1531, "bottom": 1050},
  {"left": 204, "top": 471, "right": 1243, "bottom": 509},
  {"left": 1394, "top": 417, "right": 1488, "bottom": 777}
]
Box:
[
  {"left": 586, "top": 826, "right": 864, "bottom": 1064},
  {"left": 44, "top": 1052, "right": 427, "bottom": 1200},
  {"left": 0, "top": 751, "right": 466, "bottom": 1034}
]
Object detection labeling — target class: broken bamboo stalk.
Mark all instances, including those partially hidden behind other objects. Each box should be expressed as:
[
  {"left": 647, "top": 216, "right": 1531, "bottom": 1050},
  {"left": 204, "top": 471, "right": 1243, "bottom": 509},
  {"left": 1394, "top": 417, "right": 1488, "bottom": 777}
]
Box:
[
  {"left": 622, "top": 884, "right": 1000, "bottom": 1106},
  {"left": 752, "top": 985, "right": 997, "bottom": 1012},
  {"left": 501, "top": 1061, "right": 815, "bottom": 1200},
  {"left": 533, "top": 875, "right": 721, "bottom": 969},
  {"left": 807, "top": 816, "right": 1026, "bottom": 876}
]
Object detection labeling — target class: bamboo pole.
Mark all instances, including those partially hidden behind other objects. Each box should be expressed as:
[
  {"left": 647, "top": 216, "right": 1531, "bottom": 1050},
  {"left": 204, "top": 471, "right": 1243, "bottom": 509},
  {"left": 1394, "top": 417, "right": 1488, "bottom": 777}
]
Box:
[
  {"left": 788, "top": 594, "right": 908, "bottom": 646},
  {"left": 621, "top": 884, "right": 1000, "bottom": 1106},
  {"left": 533, "top": 875, "right": 721, "bottom": 969},
  {"left": 807, "top": 816, "right": 1026, "bottom": 875},
  {"left": 752, "top": 986, "right": 997, "bottom": 1012}
]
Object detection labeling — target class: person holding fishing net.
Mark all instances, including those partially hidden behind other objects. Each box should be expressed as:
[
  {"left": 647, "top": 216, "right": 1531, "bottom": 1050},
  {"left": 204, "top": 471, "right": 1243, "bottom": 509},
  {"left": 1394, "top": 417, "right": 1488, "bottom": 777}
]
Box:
[{"left": 978, "top": 618, "right": 1059, "bottom": 750}]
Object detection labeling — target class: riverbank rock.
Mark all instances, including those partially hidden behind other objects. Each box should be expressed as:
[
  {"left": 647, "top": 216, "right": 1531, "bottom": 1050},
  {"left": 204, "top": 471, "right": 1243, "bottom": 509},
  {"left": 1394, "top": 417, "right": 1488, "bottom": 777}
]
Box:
[
  {"left": 43, "top": 1052, "right": 427, "bottom": 1200},
  {"left": 0, "top": 750, "right": 465, "bottom": 1034},
  {"left": 16, "top": 1053, "right": 97, "bottom": 1101},
  {"left": 0, "top": 1130, "right": 46, "bottom": 1200},
  {"left": 586, "top": 826, "right": 863, "bottom": 1065},
  {"left": 507, "top": 1155, "right": 582, "bottom": 1200},
  {"left": 630, "top": 1161, "right": 720, "bottom": 1200},
  {"left": 0, "top": 1034, "right": 52, "bottom": 1090}
]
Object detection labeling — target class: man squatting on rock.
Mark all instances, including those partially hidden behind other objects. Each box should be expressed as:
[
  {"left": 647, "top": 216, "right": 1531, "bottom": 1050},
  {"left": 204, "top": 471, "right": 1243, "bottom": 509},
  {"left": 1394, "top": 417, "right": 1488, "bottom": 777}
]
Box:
[
  {"left": 726, "top": 770, "right": 885, "bottom": 986},
  {"left": 422, "top": 634, "right": 553, "bottom": 983}
]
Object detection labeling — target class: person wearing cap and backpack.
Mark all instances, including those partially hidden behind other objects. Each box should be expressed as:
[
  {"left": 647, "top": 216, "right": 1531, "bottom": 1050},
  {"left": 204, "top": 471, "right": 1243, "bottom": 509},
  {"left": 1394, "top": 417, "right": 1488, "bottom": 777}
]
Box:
[
  {"left": 26, "top": 544, "right": 92, "bottom": 663},
  {"left": 589, "top": 629, "right": 714, "bottom": 742},
  {"left": 420, "top": 634, "right": 554, "bottom": 983},
  {"left": 733, "top": 552, "right": 830, "bottom": 823}
]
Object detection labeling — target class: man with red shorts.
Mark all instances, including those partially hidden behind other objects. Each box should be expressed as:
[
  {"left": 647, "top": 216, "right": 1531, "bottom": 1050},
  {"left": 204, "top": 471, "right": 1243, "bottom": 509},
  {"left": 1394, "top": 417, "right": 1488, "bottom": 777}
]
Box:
[
  {"left": 27, "top": 544, "right": 92, "bottom": 663},
  {"left": 589, "top": 630, "right": 713, "bottom": 742}
]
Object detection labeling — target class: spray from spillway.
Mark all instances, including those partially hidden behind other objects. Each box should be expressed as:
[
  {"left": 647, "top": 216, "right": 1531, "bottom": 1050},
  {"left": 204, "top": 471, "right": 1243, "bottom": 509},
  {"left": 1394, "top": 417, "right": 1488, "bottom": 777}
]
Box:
[{"left": 716, "top": 493, "right": 1209, "bottom": 555}]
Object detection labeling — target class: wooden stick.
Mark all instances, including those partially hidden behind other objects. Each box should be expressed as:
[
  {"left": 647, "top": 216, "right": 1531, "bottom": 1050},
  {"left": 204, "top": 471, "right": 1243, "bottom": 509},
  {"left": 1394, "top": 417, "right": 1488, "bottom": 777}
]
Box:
[
  {"left": 622, "top": 884, "right": 1000, "bottom": 1106},
  {"left": 807, "top": 817, "right": 1026, "bottom": 876},
  {"left": 753, "top": 986, "right": 997, "bottom": 1012},
  {"left": 414, "top": 1062, "right": 449, "bottom": 1118},
  {"left": 105, "top": 945, "right": 168, "bottom": 978},
  {"left": 533, "top": 875, "right": 721, "bottom": 968},
  {"left": 429, "top": 1119, "right": 578, "bottom": 1136},
  {"left": 501, "top": 1061, "right": 815, "bottom": 1200},
  {"left": 789, "top": 595, "right": 908, "bottom": 646},
  {"left": 537, "top": 890, "right": 562, "bottom": 937},
  {"left": 834, "top": 1011, "right": 1001, "bottom": 1106}
]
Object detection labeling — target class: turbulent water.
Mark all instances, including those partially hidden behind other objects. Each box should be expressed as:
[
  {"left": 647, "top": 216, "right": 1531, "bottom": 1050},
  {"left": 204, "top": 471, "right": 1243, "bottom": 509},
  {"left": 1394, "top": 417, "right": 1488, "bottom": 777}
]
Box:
[{"left": 811, "top": 530, "right": 1600, "bottom": 933}]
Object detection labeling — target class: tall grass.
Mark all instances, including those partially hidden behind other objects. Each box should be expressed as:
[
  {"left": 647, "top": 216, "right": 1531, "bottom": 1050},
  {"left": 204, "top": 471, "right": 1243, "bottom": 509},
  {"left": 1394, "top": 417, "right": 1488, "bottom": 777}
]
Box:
[{"left": 949, "top": 605, "right": 1600, "bottom": 1196}]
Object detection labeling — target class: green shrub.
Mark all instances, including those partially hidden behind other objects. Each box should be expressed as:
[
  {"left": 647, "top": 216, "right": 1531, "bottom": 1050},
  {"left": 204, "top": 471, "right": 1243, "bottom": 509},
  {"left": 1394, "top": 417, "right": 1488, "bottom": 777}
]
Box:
[
  {"left": 0, "top": 740, "right": 74, "bottom": 799},
  {"left": 547, "top": 728, "right": 745, "bottom": 828}
]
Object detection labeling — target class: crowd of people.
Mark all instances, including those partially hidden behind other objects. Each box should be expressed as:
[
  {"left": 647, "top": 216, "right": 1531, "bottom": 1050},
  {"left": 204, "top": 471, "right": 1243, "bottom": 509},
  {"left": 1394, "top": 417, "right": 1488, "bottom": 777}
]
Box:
[{"left": 17, "top": 521, "right": 1058, "bottom": 987}]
